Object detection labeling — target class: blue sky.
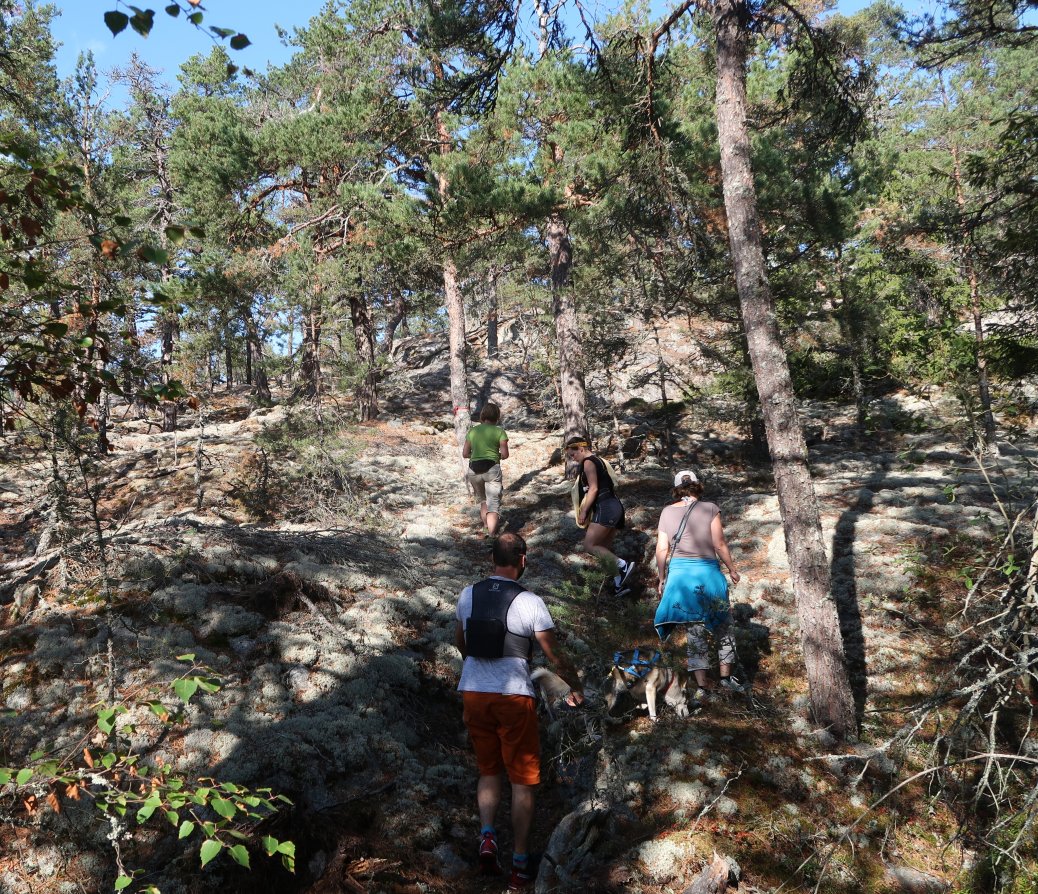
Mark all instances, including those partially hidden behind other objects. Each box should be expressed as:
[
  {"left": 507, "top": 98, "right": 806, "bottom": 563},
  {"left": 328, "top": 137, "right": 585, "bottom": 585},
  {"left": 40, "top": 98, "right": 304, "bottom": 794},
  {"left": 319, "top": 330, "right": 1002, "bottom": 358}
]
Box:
[
  {"left": 49, "top": 0, "right": 902, "bottom": 92},
  {"left": 50, "top": 1, "right": 326, "bottom": 88}
]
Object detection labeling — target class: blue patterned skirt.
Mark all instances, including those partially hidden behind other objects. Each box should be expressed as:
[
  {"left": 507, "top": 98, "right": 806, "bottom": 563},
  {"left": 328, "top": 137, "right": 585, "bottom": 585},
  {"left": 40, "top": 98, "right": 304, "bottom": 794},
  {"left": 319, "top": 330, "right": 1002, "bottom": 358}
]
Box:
[{"left": 654, "top": 557, "right": 731, "bottom": 639}]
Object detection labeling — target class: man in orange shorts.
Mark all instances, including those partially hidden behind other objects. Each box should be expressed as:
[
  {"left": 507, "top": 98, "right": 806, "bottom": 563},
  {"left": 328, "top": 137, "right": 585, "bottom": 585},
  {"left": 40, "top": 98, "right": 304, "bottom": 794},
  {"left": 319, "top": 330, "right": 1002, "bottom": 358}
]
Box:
[{"left": 455, "top": 532, "right": 584, "bottom": 890}]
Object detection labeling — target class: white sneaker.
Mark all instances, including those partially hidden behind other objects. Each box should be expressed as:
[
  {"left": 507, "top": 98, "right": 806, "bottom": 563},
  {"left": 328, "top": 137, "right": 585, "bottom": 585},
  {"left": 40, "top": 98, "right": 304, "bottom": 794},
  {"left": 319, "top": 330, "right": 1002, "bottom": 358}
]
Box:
[
  {"left": 616, "top": 559, "right": 636, "bottom": 589},
  {"left": 719, "top": 676, "right": 747, "bottom": 694}
]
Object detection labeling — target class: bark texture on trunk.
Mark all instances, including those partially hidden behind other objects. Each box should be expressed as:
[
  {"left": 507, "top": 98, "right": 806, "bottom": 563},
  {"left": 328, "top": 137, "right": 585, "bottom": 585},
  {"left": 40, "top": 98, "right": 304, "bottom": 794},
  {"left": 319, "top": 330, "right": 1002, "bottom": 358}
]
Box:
[
  {"left": 714, "top": 0, "right": 856, "bottom": 739},
  {"left": 950, "top": 144, "right": 996, "bottom": 443},
  {"left": 382, "top": 289, "right": 409, "bottom": 357},
  {"left": 435, "top": 108, "right": 472, "bottom": 448},
  {"left": 547, "top": 212, "right": 588, "bottom": 450},
  {"left": 160, "top": 312, "right": 177, "bottom": 432},
  {"left": 445, "top": 257, "right": 471, "bottom": 445},
  {"left": 294, "top": 299, "right": 323, "bottom": 402},
  {"left": 349, "top": 292, "right": 380, "bottom": 422},
  {"left": 487, "top": 266, "right": 499, "bottom": 359}
]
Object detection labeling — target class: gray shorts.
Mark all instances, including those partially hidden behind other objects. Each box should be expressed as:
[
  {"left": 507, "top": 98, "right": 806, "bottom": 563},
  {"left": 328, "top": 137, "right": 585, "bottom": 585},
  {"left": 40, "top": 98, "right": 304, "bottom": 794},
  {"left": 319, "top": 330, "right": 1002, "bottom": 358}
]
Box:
[
  {"left": 684, "top": 622, "right": 738, "bottom": 672},
  {"left": 466, "top": 463, "right": 503, "bottom": 513}
]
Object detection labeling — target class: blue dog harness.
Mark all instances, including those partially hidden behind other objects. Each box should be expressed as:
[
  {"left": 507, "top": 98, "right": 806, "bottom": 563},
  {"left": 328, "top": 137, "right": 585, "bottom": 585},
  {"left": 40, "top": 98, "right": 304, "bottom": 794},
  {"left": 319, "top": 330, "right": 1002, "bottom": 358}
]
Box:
[{"left": 613, "top": 648, "right": 662, "bottom": 679}]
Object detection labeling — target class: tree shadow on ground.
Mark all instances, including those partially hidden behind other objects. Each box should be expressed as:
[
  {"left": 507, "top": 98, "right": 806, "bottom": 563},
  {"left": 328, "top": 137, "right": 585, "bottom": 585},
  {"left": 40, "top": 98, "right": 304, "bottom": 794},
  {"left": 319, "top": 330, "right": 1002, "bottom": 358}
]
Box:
[{"left": 829, "top": 454, "right": 894, "bottom": 722}]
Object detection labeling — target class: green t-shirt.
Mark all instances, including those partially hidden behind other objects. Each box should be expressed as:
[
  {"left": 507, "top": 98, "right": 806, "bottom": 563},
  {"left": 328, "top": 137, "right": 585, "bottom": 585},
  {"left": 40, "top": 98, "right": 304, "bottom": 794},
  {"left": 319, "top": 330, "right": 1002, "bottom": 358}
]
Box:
[{"left": 466, "top": 424, "right": 508, "bottom": 462}]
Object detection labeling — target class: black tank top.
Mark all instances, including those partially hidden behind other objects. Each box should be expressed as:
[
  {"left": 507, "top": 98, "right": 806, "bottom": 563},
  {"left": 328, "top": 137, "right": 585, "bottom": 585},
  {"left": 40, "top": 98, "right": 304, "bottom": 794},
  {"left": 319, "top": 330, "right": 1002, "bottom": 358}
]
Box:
[{"left": 578, "top": 455, "right": 615, "bottom": 506}]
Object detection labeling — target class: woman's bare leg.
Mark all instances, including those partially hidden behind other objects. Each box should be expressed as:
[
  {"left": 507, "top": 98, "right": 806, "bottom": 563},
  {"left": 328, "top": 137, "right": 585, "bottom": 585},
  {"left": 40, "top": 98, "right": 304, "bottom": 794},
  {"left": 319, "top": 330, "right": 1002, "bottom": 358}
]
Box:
[{"left": 583, "top": 523, "right": 619, "bottom": 573}]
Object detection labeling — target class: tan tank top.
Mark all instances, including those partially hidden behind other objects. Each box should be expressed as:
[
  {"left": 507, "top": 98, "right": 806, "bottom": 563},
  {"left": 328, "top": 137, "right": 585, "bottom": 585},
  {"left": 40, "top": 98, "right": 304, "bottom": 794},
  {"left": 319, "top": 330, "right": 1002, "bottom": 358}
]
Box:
[{"left": 658, "top": 500, "right": 719, "bottom": 559}]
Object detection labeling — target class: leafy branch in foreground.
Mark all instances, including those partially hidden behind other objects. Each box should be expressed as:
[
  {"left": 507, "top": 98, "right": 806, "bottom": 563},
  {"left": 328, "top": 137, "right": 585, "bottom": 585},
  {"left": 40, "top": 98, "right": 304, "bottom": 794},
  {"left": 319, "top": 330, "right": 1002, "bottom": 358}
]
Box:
[
  {"left": 104, "top": 2, "right": 252, "bottom": 73},
  {"left": 0, "top": 654, "right": 295, "bottom": 892}
]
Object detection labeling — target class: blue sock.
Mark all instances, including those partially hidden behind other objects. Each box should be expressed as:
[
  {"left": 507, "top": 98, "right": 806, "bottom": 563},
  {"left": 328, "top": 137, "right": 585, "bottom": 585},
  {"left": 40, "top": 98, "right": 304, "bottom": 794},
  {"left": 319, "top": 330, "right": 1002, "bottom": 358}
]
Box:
[
  {"left": 481, "top": 825, "right": 496, "bottom": 838},
  {"left": 513, "top": 852, "right": 528, "bottom": 866}
]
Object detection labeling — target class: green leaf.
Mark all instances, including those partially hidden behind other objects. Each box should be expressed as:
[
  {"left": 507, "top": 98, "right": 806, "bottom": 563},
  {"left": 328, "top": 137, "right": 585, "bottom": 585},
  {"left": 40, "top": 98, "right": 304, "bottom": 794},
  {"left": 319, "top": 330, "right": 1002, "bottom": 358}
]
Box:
[
  {"left": 176, "top": 653, "right": 196, "bottom": 662},
  {"left": 197, "top": 679, "right": 220, "bottom": 694},
  {"left": 276, "top": 840, "right": 295, "bottom": 857},
  {"left": 211, "top": 797, "right": 236, "bottom": 819},
  {"left": 211, "top": 26, "right": 235, "bottom": 38},
  {"left": 138, "top": 244, "right": 169, "bottom": 266},
  {"left": 137, "top": 792, "right": 161, "bottom": 823},
  {"left": 179, "top": 820, "right": 195, "bottom": 840},
  {"left": 164, "top": 225, "right": 186, "bottom": 245},
  {"left": 228, "top": 844, "right": 250, "bottom": 868},
  {"left": 42, "top": 321, "right": 68, "bottom": 337},
  {"left": 165, "top": 3, "right": 180, "bottom": 15},
  {"left": 173, "top": 678, "right": 199, "bottom": 704},
  {"left": 129, "top": 9, "right": 155, "bottom": 37},
  {"left": 261, "top": 835, "right": 278, "bottom": 856},
  {"left": 101, "top": 753, "right": 117, "bottom": 770},
  {"left": 0, "top": 769, "right": 12, "bottom": 784},
  {"left": 15, "top": 768, "right": 32, "bottom": 785},
  {"left": 199, "top": 839, "right": 222, "bottom": 868},
  {"left": 188, "top": 11, "right": 203, "bottom": 25},
  {"left": 230, "top": 33, "right": 251, "bottom": 50},
  {"left": 104, "top": 11, "right": 129, "bottom": 36},
  {"left": 29, "top": 751, "right": 44, "bottom": 761},
  {"left": 97, "top": 708, "right": 116, "bottom": 733},
  {"left": 115, "top": 875, "right": 133, "bottom": 891},
  {"left": 165, "top": 810, "right": 180, "bottom": 826}
]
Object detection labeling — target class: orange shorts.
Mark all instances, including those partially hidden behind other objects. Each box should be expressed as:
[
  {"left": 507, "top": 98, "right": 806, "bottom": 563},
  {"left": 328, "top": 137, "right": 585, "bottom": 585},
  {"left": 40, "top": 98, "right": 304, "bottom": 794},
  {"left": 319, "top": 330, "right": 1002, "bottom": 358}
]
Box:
[{"left": 462, "top": 692, "right": 541, "bottom": 786}]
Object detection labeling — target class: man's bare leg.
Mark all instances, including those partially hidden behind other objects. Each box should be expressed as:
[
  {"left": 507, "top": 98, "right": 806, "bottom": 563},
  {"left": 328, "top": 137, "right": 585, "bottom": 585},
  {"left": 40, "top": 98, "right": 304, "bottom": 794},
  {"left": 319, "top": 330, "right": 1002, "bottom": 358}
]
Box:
[
  {"left": 477, "top": 773, "right": 502, "bottom": 829},
  {"left": 510, "top": 783, "right": 535, "bottom": 855}
]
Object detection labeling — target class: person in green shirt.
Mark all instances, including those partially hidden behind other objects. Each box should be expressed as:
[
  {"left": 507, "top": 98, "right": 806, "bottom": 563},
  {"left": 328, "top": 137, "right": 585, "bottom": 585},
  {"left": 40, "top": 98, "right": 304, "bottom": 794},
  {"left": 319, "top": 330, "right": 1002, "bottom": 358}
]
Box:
[{"left": 463, "top": 403, "right": 509, "bottom": 538}]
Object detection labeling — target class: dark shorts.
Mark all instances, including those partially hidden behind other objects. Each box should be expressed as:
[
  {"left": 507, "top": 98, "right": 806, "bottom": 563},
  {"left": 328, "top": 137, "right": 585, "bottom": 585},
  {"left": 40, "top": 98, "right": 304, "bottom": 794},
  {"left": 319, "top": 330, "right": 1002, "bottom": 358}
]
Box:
[{"left": 591, "top": 496, "right": 625, "bottom": 529}]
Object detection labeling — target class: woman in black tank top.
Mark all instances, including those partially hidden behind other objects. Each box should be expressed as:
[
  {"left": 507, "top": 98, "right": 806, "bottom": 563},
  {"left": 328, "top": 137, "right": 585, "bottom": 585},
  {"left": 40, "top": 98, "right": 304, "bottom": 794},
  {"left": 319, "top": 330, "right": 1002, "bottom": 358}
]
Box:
[{"left": 565, "top": 437, "right": 634, "bottom": 597}]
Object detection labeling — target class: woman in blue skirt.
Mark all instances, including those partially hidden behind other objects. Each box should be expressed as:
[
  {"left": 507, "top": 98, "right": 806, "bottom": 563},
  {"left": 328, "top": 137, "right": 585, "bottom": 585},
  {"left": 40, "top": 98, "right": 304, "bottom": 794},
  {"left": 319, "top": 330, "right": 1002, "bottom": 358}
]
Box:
[{"left": 654, "top": 471, "right": 745, "bottom": 698}]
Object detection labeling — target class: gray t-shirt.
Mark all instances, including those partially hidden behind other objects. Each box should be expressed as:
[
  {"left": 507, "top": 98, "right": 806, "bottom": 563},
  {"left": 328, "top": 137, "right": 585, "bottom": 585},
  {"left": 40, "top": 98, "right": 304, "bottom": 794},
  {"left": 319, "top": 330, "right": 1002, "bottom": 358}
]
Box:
[
  {"left": 658, "top": 499, "right": 720, "bottom": 559},
  {"left": 456, "top": 577, "right": 554, "bottom": 698}
]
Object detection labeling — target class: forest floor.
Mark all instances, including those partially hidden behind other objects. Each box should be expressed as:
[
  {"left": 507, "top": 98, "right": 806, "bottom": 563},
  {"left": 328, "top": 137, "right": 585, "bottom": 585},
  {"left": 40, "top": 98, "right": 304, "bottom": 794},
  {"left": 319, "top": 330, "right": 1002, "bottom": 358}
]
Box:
[{"left": 1, "top": 347, "right": 1036, "bottom": 894}]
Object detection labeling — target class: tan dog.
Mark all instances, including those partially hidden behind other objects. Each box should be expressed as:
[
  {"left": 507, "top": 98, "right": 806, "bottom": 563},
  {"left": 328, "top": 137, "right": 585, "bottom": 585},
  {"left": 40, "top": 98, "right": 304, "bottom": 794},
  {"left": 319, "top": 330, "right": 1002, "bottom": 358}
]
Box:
[{"left": 605, "top": 660, "right": 691, "bottom": 721}]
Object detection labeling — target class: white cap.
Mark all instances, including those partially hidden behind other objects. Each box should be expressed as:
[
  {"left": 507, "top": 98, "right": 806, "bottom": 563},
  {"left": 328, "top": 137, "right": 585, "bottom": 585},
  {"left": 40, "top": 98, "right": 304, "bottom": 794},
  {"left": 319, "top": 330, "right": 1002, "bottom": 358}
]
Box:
[{"left": 673, "top": 470, "right": 698, "bottom": 486}]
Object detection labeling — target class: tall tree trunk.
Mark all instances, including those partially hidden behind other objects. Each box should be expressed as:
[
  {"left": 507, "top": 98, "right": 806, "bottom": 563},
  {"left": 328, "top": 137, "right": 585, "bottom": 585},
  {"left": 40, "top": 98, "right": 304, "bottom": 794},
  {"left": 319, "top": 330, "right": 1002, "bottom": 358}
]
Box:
[
  {"left": 547, "top": 212, "right": 588, "bottom": 453},
  {"left": 445, "top": 258, "right": 471, "bottom": 444},
  {"left": 245, "top": 318, "right": 254, "bottom": 386},
  {"left": 349, "top": 292, "right": 380, "bottom": 421},
  {"left": 434, "top": 107, "right": 471, "bottom": 447},
  {"left": 286, "top": 307, "right": 295, "bottom": 385},
  {"left": 714, "top": 0, "right": 856, "bottom": 739},
  {"left": 382, "top": 288, "right": 409, "bottom": 356},
  {"left": 950, "top": 143, "right": 996, "bottom": 444},
  {"left": 295, "top": 296, "right": 323, "bottom": 401},
  {"left": 160, "top": 311, "right": 177, "bottom": 432},
  {"left": 225, "top": 335, "right": 233, "bottom": 391},
  {"left": 835, "top": 253, "right": 867, "bottom": 446},
  {"left": 487, "top": 265, "right": 499, "bottom": 359}
]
